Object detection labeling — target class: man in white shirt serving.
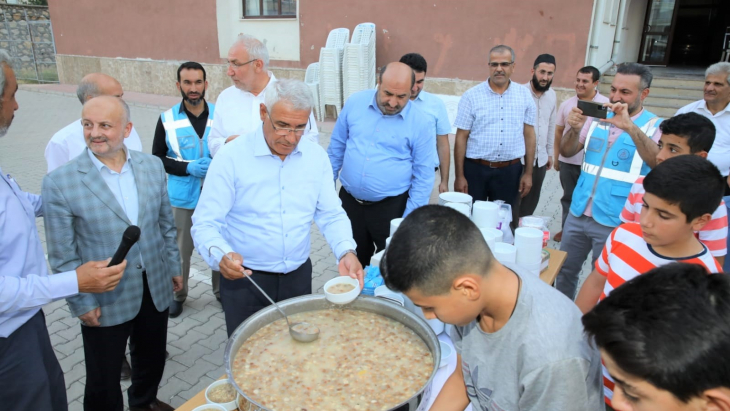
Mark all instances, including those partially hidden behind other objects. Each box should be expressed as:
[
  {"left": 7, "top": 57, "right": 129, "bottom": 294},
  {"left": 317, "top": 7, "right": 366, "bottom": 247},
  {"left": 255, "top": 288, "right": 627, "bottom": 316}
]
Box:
[
  {"left": 192, "top": 79, "right": 362, "bottom": 336},
  {"left": 45, "top": 73, "right": 143, "bottom": 173},
  {"left": 208, "top": 34, "right": 318, "bottom": 157}
]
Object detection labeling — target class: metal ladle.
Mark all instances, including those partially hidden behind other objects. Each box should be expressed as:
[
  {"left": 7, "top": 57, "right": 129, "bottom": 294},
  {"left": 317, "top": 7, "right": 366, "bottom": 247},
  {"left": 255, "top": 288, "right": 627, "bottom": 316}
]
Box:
[{"left": 209, "top": 246, "right": 319, "bottom": 343}]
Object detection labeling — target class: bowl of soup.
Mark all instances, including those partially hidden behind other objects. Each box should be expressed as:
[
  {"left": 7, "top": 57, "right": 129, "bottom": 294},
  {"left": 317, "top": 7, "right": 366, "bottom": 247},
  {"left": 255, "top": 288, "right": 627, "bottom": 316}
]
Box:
[
  {"left": 204, "top": 380, "right": 238, "bottom": 410},
  {"left": 323, "top": 276, "right": 361, "bottom": 305},
  {"left": 224, "top": 294, "right": 440, "bottom": 411}
]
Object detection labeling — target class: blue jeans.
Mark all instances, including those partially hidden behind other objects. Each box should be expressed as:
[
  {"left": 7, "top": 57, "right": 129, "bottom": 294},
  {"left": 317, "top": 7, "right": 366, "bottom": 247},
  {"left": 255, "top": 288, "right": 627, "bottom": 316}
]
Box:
[{"left": 724, "top": 196, "right": 730, "bottom": 272}]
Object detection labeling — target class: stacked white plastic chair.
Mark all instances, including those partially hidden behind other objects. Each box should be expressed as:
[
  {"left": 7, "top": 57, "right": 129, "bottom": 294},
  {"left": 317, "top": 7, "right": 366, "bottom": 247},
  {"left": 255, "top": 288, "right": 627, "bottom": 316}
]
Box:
[
  {"left": 318, "top": 28, "right": 349, "bottom": 119},
  {"left": 435, "top": 94, "right": 462, "bottom": 134},
  {"left": 304, "top": 62, "right": 322, "bottom": 121},
  {"left": 342, "top": 23, "right": 376, "bottom": 103}
]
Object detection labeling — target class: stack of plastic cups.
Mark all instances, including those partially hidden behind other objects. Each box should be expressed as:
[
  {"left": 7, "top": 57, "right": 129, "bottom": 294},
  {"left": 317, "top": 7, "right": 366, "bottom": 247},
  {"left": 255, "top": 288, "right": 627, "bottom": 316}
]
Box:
[
  {"left": 438, "top": 192, "right": 473, "bottom": 214},
  {"left": 493, "top": 243, "right": 517, "bottom": 264},
  {"left": 390, "top": 218, "right": 403, "bottom": 237},
  {"left": 480, "top": 227, "right": 503, "bottom": 252},
  {"left": 514, "top": 227, "right": 544, "bottom": 276},
  {"left": 445, "top": 202, "right": 470, "bottom": 217},
  {"left": 472, "top": 201, "right": 500, "bottom": 229}
]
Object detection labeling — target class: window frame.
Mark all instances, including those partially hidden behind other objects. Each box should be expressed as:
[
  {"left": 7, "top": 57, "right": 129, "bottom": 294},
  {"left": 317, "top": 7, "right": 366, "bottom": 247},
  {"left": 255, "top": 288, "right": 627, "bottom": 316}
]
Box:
[{"left": 242, "top": 0, "right": 297, "bottom": 19}]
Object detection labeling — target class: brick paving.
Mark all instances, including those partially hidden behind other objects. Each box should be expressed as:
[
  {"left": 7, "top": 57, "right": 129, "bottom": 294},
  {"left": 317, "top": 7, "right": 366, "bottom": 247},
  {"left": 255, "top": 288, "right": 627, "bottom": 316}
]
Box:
[{"left": 0, "top": 88, "right": 590, "bottom": 410}]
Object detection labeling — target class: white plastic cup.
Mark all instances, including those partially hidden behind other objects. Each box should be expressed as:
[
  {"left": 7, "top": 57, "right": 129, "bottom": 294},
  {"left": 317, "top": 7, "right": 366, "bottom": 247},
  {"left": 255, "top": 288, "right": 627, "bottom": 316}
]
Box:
[
  {"left": 515, "top": 227, "right": 543, "bottom": 265},
  {"left": 444, "top": 202, "right": 470, "bottom": 217},
  {"left": 390, "top": 218, "right": 403, "bottom": 237},
  {"left": 385, "top": 236, "right": 392, "bottom": 249},
  {"left": 480, "top": 228, "right": 499, "bottom": 251},
  {"left": 438, "top": 192, "right": 473, "bottom": 207},
  {"left": 481, "top": 227, "right": 503, "bottom": 244},
  {"left": 493, "top": 243, "right": 517, "bottom": 264},
  {"left": 472, "top": 201, "right": 500, "bottom": 229}
]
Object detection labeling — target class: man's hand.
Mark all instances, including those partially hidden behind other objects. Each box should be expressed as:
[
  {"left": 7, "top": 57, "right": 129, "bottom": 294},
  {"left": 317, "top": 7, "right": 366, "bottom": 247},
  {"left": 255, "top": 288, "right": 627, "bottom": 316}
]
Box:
[
  {"left": 546, "top": 156, "right": 553, "bottom": 171},
  {"left": 79, "top": 307, "right": 101, "bottom": 327},
  {"left": 172, "top": 276, "right": 183, "bottom": 292},
  {"left": 76, "top": 259, "right": 127, "bottom": 294},
  {"left": 454, "top": 176, "right": 468, "bottom": 194},
  {"left": 567, "top": 107, "right": 588, "bottom": 132},
  {"left": 600, "top": 101, "right": 634, "bottom": 131},
  {"left": 519, "top": 172, "right": 533, "bottom": 198},
  {"left": 225, "top": 135, "right": 239, "bottom": 144},
  {"left": 338, "top": 252, "right": 364, "bottom": 288},
  {"left": 219, "top": 252, "right": 252, "bottom": 280},
  {"left": 439, "top": 181, "right": 448, "bottom": 194},
  {"left": 186, "top": 158, "right": 211, "bottom": 178},
  {"left": 553, "top": 156, "right": 560, "bottom": 172}
]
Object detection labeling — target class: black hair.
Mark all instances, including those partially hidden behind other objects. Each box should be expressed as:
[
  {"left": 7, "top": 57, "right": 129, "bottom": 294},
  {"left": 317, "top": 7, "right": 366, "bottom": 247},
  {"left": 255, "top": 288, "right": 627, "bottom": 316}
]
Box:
[
  {"left": 399, "top": 53, "right": 428, "bottom": 73},
  {"left": 615, "top": 62, "right": 653, "bottom": 89},
  {"left": 577, "top": 66, "right": 600, "bottom": 83},
  {"left": 380, "top": 205, "right": 494, "bottom": 296},
  {"left": 177, "top": 61, "right": 206, "bottom": 82},
  {"left": 582, "top": 263, "right": 730, "bottom": 402},
  {"left": 659, "top": 112, "right": 716, "bottom": 153},
  {"left": 643, "top": 155, "right": 725, "bottom": 222},
  {"left": 379, "top": 64, "right": 416, "bottom": 88}
]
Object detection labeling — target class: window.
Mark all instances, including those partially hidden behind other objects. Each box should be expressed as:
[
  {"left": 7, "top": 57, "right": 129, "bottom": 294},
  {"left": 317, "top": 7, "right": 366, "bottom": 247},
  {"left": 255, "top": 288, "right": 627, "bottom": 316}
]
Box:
[{"left": 244, "top": 0, "right": 296, "bottom": 18}]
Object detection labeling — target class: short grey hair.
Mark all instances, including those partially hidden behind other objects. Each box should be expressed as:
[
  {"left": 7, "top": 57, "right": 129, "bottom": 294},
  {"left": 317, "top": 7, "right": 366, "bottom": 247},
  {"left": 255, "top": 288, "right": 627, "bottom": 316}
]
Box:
[
  {"left": 77, "top": 79, "right": 102, "bottom": 105},
  {"left": 489, "top": 45, "right": 515, "bottom": 63},
  {"left": 264, "top": 79, "right": 313, "bottom": 112},
  {"left": 0, "top": 49, "right": 14, "bottom": 104},
  {"left": 616, "top": 62, "right": 653, "bottom": 90},
  {"left": 234, "top": 34, "right": 270, "bottom": 68},
  {"left": 706, "top": 62, "right": 730, "bottom": 85}
]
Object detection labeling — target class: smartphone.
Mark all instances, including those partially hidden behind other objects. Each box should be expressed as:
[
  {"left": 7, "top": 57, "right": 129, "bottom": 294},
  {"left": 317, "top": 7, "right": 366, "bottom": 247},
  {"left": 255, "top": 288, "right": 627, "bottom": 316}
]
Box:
[{"left": 577, "top": 100, "right": 609, "bottom": 119}]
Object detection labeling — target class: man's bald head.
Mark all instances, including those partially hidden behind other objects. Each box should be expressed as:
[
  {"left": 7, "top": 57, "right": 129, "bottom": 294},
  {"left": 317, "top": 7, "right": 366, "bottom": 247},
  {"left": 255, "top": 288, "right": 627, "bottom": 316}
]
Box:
[
  {"left": 376, "top": 62, "right": 414, "bottom": 116},
  {"left": 81, "top": 95, "right": 132, "bottom": 159},
  {"left": 77, "top": 73, "right": 124, "bottom": 105}
]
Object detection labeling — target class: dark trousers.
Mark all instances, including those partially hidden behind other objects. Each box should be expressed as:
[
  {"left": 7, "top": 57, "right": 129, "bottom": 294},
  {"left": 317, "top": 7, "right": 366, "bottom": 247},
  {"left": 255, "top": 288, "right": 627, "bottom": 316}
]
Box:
[
  {"left": 518, "top": 164, "right": 547, "bottom": 218},
  {"left": 559, "top": 162, "right": 582, "bottom": 228},
  {"left": 464, "top": 159, "right": 523, "bottom": 228},
  {"left": 221, "top": 259, "right": 312, "bottom": 337},
  {"left": 339, "top": 188, "right": 409, "bottom": 268},
  {"left": 0, "top": 310, "right": 67, "bottom": 411},
  {"left": 81, "top": 273, "right": 168, "bottom": 411}
]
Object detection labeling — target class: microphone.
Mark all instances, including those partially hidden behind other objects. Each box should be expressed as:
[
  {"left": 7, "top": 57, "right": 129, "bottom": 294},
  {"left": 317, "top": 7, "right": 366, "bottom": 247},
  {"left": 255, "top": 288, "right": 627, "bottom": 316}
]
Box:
[{"left": 107, "top": 225, "right": 141, "bottom": 267}]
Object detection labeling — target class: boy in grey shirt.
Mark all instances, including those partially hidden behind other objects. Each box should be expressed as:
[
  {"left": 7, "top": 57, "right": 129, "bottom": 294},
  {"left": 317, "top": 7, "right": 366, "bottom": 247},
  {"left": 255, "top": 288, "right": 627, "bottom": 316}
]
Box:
[{"left": 381, "top": 205, "right": 603, "bottom": 411}]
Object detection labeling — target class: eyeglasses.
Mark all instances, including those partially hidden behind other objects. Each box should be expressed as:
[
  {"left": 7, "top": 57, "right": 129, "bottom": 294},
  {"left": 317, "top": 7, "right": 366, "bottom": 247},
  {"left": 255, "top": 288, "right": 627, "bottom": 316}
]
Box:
[
  {"left": 489, "top": 62, "right": 514, "bottom": 68},
  {"left": 228, "top": 59, "right": 257, "bottom": 68},
  {"left": 265, "top": 108, "right": 311, "bottom": 136}
]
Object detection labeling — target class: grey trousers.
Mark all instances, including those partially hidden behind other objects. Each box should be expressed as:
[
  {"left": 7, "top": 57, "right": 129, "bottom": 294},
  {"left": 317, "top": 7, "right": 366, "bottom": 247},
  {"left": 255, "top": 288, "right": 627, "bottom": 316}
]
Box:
[
  {"left": 518, "top": 164, "right": 548, "bottom": 218},
  {"left": 555, "top": 213, "right": 615, "bottom": 299},
  {"left": 558, "top": 162, "right": 582, "bottom": 228},
  {"left": 0, "top": 310, "right": 67, "bottom": 411},
  {"left": 173, "top": 207, "right": 220, "bottom": 302}
]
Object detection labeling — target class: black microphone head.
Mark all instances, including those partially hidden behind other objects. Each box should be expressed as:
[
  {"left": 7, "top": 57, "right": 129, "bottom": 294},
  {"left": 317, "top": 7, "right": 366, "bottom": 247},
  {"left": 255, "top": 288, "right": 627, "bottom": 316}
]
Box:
[{"left": 123, "top": 225, "right": 141, "bottom": 242}]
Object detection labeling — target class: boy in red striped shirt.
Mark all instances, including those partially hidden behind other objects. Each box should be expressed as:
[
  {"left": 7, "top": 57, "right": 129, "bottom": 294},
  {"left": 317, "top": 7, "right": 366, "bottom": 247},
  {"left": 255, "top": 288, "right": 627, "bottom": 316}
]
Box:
[
  {"left": 620, "top": 112, "right": 727, "bottom": 265},
  {"left": 576, "top": 155, "right": 726, "bottom": 408}
]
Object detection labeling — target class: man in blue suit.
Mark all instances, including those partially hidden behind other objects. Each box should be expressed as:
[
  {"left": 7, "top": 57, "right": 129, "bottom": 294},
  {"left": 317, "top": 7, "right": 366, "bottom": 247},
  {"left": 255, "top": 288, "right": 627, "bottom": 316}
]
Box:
[{"left": 43, "top": 96, "right": 182, "bottom": 411}]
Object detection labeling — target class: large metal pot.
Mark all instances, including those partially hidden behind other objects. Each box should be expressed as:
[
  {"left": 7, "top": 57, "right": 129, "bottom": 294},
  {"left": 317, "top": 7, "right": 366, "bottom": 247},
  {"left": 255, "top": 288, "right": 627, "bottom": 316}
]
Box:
[{"left": 224, "top": 294, "right": 441, "bottom": 411}]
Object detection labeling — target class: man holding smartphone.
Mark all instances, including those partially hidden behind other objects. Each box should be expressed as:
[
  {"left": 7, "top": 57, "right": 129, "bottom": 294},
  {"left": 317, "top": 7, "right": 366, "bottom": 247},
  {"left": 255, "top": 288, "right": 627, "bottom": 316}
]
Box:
[{"left": 555, "top": 62, "right": 662, "bottom": 300}]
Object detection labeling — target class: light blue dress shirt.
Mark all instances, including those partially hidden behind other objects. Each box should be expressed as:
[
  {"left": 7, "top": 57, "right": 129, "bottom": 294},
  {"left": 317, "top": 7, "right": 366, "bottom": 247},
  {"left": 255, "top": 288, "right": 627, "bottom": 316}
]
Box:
[
  {"left": 411, "top": 90, "right": 452, "bottom": 167},
  {"left": 87, "top": 148, "right": 144, "bottom": 267},
  {"left": 191, "top": 127, "right": 357, "bottom": 273},
  {"left": 0, "top": 167, "right": 78, "bottom": 337},
  {"left": 327, "top": 89, "right": 436, "bottom": 216}
]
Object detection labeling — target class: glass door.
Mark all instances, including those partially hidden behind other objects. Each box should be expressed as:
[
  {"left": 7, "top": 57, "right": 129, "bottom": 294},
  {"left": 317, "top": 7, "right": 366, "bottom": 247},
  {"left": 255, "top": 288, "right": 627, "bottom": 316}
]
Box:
[{"left": 638, "top": 0, "right": 680, "bottom": 65}]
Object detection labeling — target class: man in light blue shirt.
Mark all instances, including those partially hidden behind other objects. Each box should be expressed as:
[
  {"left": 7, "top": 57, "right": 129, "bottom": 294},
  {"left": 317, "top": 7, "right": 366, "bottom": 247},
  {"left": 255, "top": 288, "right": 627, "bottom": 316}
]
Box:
[
  {"left": 328, "top": 62, "right": 436, "bottom": 268},
  {"left": 400, "top": 53, "right": 452, "bottom": 193},
  {"left": 0, "top": 52, "right": 126, "bottom": 411},
  {"left": 191, "top": 79, "right": 363, "bottom": 336}
]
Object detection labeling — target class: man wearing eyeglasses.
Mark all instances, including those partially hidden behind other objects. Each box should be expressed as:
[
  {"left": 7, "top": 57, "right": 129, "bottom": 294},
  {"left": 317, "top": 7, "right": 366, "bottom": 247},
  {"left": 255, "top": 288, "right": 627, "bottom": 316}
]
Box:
[
  {"left": 191, "top": 79, "right": 363, "bottom": 336},
  {"left": 208, "top": 34, "right": 318, "bottom": 158},
  {"left": 453, "top": 45, "right": 537, "bottom": 229}
]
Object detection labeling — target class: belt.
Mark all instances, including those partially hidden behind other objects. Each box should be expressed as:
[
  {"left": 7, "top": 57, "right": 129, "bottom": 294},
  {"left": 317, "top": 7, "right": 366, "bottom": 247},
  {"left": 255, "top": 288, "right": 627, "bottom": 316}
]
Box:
[
  {"left": 467, "top": 157, "right": 521, "bottom": 168},
  {"left": 345, "top": 189, "right": 388, "bottom": 206}
]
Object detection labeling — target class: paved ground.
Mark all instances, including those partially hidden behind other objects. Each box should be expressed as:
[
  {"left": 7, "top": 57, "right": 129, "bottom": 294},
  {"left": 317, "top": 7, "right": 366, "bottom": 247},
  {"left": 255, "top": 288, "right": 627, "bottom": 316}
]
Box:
[{"left": 1, "top": 88, "right": 590, "bottom": 410}]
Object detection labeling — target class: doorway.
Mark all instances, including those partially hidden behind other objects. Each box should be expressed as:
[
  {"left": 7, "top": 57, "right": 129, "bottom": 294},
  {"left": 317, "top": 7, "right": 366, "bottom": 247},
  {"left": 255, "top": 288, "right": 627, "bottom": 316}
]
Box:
[{"left": 638, "top": 0, "right": 729, "bottom": 66}]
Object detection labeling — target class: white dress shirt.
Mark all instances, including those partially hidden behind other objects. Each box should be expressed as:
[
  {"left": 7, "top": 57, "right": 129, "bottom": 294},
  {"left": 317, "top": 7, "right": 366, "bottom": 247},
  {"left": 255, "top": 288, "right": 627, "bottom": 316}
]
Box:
[
  {"left": 45, "top": 119, "right": 143, "bottom": 174},
  {"left": 676, "top": 99, "right": 730, "bottom": 176},
  {"left": 521, "top": 83, "right": 556, "bottom": 167},
  {"left": 192, "top": 127, "right": 355, "bottom": 273},
  {"left": 208, "top": 72, "right": 319, "bottom": 157}
]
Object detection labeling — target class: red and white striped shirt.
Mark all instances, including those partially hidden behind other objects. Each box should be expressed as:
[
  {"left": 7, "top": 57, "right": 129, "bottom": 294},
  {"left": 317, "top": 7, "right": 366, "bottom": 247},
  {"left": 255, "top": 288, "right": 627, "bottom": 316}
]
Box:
[
  {"left": 596, "top": 222, "right": 723, "bottom": 406},
  {"left": 620, "top": 176, "right": 728, "bottom": 257}
]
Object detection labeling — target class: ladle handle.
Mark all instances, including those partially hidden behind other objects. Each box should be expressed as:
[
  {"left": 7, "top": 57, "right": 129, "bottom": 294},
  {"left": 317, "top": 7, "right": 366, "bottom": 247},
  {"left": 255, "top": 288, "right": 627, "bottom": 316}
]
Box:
[{"left": 208, "top": 245, "right": 291, "bottom": 325}]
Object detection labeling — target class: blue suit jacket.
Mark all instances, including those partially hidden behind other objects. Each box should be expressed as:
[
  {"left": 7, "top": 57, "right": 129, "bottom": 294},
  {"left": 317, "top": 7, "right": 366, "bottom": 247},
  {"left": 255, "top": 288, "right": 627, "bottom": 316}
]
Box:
[{"left": 42, "top": 149, "right": 181, "bottom": 326}]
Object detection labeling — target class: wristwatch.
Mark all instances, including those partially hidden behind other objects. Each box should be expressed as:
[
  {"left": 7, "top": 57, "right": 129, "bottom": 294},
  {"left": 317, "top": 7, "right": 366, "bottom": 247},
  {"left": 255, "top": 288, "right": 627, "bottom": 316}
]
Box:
[{"left": 338, "top": 249, "right": 357, "bottom": 261}]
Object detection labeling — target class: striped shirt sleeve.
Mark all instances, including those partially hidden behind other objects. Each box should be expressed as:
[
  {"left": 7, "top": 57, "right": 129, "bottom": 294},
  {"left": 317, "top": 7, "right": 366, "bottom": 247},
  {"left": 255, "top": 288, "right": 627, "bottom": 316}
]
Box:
[
  {"left": 620, "top": 177, "right": 645, "bottom": 223},
  {"left": 698, "top": 200, "right": 728, "bottom": 257}
]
